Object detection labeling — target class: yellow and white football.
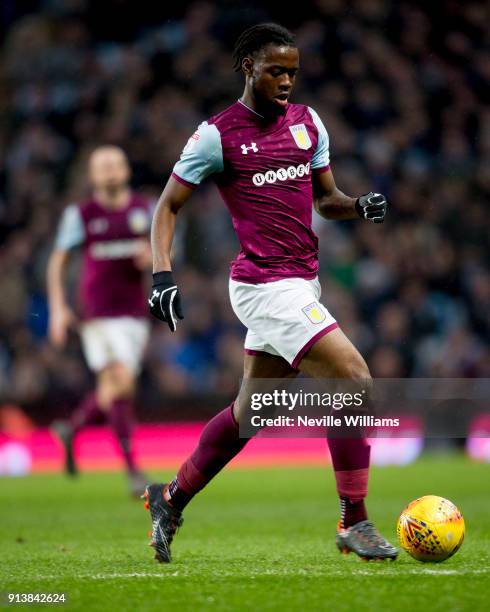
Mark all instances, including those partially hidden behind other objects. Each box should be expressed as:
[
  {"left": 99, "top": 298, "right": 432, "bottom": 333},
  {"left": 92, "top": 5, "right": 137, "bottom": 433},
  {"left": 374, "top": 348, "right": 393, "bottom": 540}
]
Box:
[{"left": 397, "top": 495, "right": 465, "bottom": 562}]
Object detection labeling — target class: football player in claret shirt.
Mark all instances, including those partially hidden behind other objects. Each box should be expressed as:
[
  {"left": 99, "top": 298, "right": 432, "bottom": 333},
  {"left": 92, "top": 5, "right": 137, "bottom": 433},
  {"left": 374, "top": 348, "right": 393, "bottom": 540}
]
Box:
[
  {"left": 47, "top": 146, "right": 151, "bottom": 497},
  {"left": 145, "top": 23, "right": 397, "bottom": 561}
]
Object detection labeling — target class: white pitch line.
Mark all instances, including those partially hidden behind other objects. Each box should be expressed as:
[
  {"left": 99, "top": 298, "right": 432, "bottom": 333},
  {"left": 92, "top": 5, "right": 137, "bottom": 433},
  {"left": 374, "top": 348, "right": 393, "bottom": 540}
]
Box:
[
  {"left": 89, "top": 572, "right": 180, "bottom": 579},
  {"left": 351, "top": 568, "right": 489, "bottom": 576},
  {"left": 411, "top": 568, "right": 489, "bottom": 575},
  {"left": 30, "top": 568, "right": 489, "bottom": 580}
]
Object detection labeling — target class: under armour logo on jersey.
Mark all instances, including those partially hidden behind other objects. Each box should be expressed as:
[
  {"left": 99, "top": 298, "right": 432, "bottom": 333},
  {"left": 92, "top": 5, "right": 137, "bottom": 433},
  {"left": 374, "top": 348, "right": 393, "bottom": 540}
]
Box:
[{"left": 241, "top": 142, "right": 258, "bottom": 154}]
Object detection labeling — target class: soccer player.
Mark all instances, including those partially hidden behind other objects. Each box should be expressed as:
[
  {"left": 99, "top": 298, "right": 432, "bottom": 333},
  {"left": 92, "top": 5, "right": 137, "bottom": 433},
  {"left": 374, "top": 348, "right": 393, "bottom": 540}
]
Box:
[
  {"left": 47, "top": 145, "right": 152, "bottom": 497},
  {"left": 145, "top": 24, "right": 398, "bottom": 560}
]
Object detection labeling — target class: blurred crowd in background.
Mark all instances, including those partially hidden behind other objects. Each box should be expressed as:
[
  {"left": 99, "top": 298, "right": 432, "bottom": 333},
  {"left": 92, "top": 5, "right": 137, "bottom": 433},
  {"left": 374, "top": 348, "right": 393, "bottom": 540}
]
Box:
[{"left": 0, "top": 0, "right": 488, "bottom": 422}]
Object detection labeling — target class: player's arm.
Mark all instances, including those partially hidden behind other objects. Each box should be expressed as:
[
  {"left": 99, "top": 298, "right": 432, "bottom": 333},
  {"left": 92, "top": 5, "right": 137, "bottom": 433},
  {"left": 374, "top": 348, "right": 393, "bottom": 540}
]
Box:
[
  {"left": 46, "top": 205, "right": 84, "bottom": 348},
  {"left": 313, "top": 168, "right": 388, "bottom": 223},
  {"left": 149, "top": 120, "right": 223, "bottom": 332},
  {"left": 313, "top": 168, "right": 357, "bottom": 220},
  {"left": 151, "top": 178, "right": 192, "bottom": 273},
  {"left": 148, "top": 178, "right": 192, "bottom": 331},
  {"left": 308, "top": 106, "right": 388, "bottom": 223},
  {"left": 46, "top": 249, "right": 70, "bottom": 315}
]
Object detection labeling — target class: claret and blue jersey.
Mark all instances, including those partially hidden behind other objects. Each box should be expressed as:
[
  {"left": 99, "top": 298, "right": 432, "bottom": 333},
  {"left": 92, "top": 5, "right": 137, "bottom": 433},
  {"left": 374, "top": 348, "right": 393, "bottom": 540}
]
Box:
[
  {"left": 55, "top": 195, "right": 152, "bottom": 319},
  {"left": 172, "top": 100, "right": 330, "bottom": 284}
]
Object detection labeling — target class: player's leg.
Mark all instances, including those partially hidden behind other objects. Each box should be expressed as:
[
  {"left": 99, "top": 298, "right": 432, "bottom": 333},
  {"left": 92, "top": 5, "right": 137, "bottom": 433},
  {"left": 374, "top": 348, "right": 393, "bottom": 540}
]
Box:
[
  {"left": 97, "top": 317, "right": 149, "bottom": 496},
  {"left": 298, "top": 328, "right": 371, "bottom": 526},
  {"left": 144, "top": 351, "right": 296, "bottom": 562},
  {"left": 52, "top": 393, "right": 106, "bottom": 476},
  {"left": 297, "top": 328, "right": 397, "bottom": 560},
  {"left": 52, "top": 320, "right": 107, "bottom": 476},
  {"left": 165, "top": 351, "right": 296, "bottom": 508},
  {"left": 233, "top": 277, "right": 396, "bottom": 559},
  {"left": 96, "top": 362, "right": 143, "bottom": 486}
]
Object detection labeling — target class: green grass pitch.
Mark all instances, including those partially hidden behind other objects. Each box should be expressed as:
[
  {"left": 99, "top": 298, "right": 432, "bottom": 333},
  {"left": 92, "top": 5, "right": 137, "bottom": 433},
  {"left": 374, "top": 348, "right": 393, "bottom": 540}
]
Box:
[{"left": 1, "top": 454, "right": 489, "bottom": 611}]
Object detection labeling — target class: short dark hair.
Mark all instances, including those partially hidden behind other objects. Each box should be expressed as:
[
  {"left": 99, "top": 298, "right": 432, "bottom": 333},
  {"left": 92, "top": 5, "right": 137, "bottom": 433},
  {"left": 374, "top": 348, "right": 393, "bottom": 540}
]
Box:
[{"left": 232, "top": 23, "right": 296, "bottom": 72}]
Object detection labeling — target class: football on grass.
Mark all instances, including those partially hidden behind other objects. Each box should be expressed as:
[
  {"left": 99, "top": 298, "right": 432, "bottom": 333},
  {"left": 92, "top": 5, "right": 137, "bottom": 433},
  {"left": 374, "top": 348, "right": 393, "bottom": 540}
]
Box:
[{"left": 397, "top": 495, "right": 465, "bottom": 562}]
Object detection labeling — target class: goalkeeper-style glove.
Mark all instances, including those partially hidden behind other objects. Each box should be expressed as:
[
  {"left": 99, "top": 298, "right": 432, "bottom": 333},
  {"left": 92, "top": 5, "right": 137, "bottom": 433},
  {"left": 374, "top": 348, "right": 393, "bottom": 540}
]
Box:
[
  {"left": 148, "top": 271, "right": 184, "bottom": 332},
  {"left": 355, "top": 192, "right": 388, "bottom": 223}
]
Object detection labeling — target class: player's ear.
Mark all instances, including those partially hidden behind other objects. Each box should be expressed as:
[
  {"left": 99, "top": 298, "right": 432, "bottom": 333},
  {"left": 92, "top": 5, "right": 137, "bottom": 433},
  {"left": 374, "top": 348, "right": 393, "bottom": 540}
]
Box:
[{"left": 241, "top": 56, "right": 253, "bottom": 76}]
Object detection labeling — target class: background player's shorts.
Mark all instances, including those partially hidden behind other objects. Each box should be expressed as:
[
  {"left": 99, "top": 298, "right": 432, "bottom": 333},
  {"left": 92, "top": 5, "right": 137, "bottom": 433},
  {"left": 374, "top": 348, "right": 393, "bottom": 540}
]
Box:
[
  {"left": 229, "top": 277, "right": 338, "bottom": 369},
  {"left": 80, "top": 317, "right": 150, "bottom": 373}
]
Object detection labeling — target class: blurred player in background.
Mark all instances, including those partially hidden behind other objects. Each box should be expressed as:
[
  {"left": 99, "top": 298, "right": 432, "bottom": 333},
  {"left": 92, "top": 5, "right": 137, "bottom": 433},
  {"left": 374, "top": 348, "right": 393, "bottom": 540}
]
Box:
[
  {"left": 47, "top": 146, "right": 152, "bottom": 497},
  {"left": 145, "top": 24, "right": 398, "bottom": 562}
]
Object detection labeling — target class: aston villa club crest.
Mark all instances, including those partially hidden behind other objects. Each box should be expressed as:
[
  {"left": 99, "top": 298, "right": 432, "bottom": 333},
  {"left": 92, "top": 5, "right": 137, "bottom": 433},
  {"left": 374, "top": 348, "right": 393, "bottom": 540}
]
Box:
[
  {"left": 302, "top": 302, "right": 326, "bottom": 324},
  {"left": 128, "top": 209, "right": 149, "bottom": 234},
  {"left": 289, "top": 124, "right": 312, "bottom": 150}
]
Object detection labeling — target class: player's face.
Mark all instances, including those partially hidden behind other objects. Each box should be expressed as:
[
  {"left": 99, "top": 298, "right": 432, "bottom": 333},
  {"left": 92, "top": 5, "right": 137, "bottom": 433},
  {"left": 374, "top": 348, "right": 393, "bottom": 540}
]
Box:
[
  {"left": 248, "top": 45, "right": 299, "bottom": 114},
  {"left": 89, "top": 148, "right": 130, "bottom": 192}
]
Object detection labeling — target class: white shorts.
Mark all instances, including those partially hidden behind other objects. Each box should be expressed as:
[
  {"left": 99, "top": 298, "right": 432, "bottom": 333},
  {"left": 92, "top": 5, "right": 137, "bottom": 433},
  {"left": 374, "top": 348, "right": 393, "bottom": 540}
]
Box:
[
  {"left": 80, "top": 317, "right": 150, "bottom": 373},
  {"left": 229, "top": 277, "right": 338, "bottom": 369}
]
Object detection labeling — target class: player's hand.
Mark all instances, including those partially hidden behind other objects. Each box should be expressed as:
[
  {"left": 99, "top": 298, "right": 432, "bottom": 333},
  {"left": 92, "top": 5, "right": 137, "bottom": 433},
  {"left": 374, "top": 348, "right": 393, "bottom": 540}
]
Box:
[
  {"left": 148, "top": 271, "right": 184, "bottom": 332},
  {"left": 48, "top": 304, "right": 78, "bottom": 348},
  {"left": 355, "top": 192, "right": 388, "bottom": 223}
]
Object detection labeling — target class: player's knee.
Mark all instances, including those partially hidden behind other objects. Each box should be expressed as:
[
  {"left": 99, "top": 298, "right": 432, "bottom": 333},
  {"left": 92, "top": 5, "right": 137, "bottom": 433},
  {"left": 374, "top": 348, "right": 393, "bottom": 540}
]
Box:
[
  {"left": 103, "top": 362, "right": 135, "bottom": 400},
  {"left": 96, "top": 387, "right": 112, "bottom": 411},
  {"left": 232, "top": 397, "right": 242, "bottom": 424},
  {"left": 232, "top": 396, "right": 260, "bottom": 427},
  {"left": 337, "top": 354, "right": 371, "bottom": 385},
  {"left": 113, "top": 372, "right": 136, "bottom": 399}
]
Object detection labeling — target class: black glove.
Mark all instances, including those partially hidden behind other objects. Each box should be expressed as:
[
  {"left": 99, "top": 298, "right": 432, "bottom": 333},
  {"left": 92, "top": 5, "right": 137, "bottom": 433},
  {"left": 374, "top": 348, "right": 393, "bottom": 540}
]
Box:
[
  {"left": 148, "top": 271, "right": 184, "bottom": 332},
  {"left": 355, "top": 192, "right": 388, "bottom": 223}
]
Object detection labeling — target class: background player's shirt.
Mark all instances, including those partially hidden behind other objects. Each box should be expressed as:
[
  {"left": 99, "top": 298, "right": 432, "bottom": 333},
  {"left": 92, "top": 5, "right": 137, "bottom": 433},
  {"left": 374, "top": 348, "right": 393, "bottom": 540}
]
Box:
[
  {"left": 55, "top": 194, "right": 151, "bottom": 319},
  {"left": 172, "top": 100, "right": 330, "bottom": 284}
]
